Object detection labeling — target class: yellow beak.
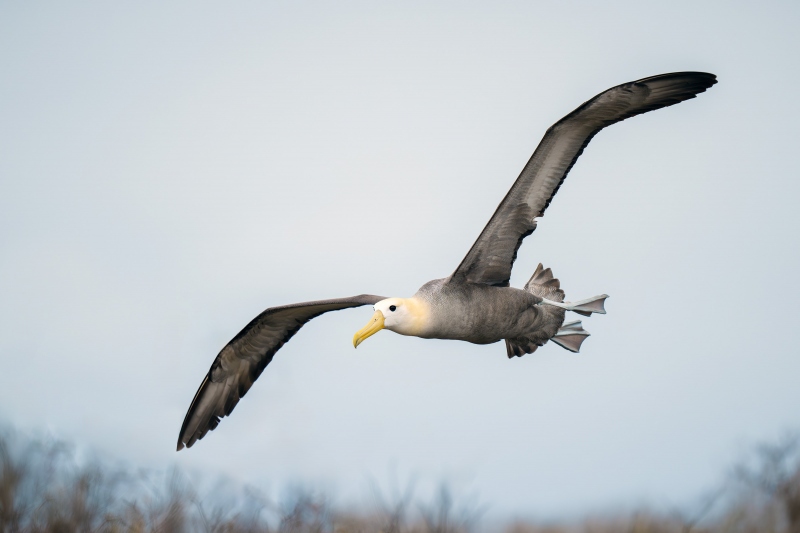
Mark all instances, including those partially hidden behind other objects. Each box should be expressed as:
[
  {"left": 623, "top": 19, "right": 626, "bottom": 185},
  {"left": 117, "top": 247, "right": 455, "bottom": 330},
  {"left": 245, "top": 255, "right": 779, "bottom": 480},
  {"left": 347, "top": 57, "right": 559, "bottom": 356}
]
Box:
[{"left": 353, "top": 310, "right": 385, "bottom": 348}]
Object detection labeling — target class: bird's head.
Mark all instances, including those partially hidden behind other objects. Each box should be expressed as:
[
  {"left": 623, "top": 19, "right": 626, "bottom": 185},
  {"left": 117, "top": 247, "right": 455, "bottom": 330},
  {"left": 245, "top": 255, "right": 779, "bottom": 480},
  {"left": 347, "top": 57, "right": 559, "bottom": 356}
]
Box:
[{"left": 352, "top": 297, "right": 429, "bottom": 348}]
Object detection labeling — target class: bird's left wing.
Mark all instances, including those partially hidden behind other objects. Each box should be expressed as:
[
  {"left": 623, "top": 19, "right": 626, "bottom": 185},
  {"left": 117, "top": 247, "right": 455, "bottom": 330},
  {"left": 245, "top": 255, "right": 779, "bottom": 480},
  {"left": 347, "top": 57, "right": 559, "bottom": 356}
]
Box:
[
  {"left": 177, "top": 294, "right": 385, "bottom": 450},
  {"left": 450, "top": 72, "right": 717, "bottom": 287}
]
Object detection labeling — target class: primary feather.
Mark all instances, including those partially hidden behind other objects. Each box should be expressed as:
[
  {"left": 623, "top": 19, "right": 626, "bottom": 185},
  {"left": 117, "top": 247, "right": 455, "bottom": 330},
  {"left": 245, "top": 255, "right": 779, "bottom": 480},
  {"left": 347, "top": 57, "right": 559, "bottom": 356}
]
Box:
[
  {"left": 177, "top": 295, "right": 385, "bottom": 450},
  {"left": 451, "top": 72, "right": 717, "bottom": 287}
]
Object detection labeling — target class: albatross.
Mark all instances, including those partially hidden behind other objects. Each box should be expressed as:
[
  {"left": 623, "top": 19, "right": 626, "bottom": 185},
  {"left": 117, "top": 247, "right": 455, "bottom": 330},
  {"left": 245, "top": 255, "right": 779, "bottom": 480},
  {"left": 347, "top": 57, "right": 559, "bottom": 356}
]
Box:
[{"left": 177, "top": 71, "right": 717, "bottom": 451}]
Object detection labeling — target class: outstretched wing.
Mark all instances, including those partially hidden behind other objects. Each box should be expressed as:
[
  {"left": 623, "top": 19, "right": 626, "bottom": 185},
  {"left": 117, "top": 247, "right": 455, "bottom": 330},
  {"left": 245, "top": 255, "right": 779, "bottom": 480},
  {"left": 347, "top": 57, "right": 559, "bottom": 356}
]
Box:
[
  {"left": 450, "top": 72, "right": 717, "bottom": 287},
  {"left": 177, "top": 294, "right": 385, "bottom": 450}
]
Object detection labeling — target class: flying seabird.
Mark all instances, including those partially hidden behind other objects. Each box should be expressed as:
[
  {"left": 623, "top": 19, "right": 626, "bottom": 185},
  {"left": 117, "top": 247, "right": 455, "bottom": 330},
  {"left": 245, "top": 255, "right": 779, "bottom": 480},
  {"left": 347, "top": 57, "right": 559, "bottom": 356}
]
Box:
[{"left": 177, "top": 71, "right": 717, "bottom": 451}]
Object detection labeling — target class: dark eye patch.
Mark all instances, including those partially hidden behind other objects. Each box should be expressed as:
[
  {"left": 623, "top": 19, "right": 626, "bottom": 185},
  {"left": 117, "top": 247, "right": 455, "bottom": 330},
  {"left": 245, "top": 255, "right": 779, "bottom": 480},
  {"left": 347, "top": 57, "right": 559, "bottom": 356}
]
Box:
[{"left": 389, "top": 305, "right": 397, "bottom": 312}]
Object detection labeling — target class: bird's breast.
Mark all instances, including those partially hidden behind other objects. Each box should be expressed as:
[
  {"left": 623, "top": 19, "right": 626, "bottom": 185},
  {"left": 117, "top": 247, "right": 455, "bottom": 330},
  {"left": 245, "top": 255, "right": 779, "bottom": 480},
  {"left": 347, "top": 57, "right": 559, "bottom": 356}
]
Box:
[{"left": 416, "top": 282, "right": 541, "bottom": 344}]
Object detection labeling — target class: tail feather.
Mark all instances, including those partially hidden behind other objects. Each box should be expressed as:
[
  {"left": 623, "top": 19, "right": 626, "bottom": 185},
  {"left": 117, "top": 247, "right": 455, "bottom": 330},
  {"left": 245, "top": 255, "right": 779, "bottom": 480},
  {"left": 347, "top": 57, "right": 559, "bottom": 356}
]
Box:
[
  {"left": 510, "top": 263, "right": 606, "bottom": 357},
  {"left": 505, "top": 339, "right": 539, "bottom": 358},
  {"left": 525, "top": 263, "right": 564, "bottom": 302}
]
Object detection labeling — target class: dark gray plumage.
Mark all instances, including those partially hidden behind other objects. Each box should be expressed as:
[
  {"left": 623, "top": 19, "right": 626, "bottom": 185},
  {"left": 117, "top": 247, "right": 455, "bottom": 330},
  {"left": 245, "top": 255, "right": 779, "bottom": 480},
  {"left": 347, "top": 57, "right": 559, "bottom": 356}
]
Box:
[
  {"left": 177, "top": 295, "right": 385, "bottom": 450},
  {"left": 177, "top": 72, "right": 717, "bottom": 451},
  {"left": 452, "top": 72, "right": 718, "bottom": 287}
]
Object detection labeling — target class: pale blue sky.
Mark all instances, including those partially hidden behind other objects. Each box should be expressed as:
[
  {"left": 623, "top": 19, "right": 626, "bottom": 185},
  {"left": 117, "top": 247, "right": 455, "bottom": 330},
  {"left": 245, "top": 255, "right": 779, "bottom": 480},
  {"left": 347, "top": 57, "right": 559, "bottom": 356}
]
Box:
[{"left": 1, "top": 0, "right": 799, "bottom": 520}]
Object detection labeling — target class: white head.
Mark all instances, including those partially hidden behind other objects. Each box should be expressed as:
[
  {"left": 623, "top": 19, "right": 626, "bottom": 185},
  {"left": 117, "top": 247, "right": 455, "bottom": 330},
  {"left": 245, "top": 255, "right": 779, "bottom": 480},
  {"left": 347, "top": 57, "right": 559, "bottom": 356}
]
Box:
[{"left": 352, "top": 297, "right": 429, "bottom": 347}]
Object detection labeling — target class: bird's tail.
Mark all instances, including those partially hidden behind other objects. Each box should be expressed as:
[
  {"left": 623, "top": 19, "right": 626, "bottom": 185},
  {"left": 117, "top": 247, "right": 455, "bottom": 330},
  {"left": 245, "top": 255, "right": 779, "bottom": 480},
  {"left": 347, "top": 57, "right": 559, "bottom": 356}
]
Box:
[
  {"left": 519, "top": 263, "right": 608, "bottom": 355},
  {"left": 524, "top": 263, "right": 608, "bottom": 316},
  {"left": 505, "top": 263, "right": 567, "bottom": 357},
  {"left": 524, "top": 263, "right": 565, "bottom": 302}
]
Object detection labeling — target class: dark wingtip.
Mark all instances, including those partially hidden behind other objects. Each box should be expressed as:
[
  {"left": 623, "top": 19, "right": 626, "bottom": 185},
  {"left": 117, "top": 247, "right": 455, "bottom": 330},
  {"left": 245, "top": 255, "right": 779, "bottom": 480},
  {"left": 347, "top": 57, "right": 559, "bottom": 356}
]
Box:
[
  {"left": 634, "top": 71, "right": 718, "bottom": 102},
  {"left": 636, "top": 71, "right": 717, "bottom": 85}
]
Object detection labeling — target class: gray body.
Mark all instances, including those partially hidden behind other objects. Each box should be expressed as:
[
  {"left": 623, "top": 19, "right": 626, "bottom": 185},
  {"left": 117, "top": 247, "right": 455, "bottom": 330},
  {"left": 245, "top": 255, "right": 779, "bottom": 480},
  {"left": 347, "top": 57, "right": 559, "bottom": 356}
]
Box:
[
  {"left": 416, "top": 279, "right": 544, "bottom": 343},
  {"left": 413, "top": 278, "right": 563, "bottom": 347},
  {"left": 176, "top": 72, "right": 717, "bottom": 450}
]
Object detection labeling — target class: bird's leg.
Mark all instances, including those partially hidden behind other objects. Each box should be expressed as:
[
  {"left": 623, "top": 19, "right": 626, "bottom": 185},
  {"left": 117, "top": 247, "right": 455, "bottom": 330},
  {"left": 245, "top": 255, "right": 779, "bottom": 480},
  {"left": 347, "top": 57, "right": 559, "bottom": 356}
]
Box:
[
  {"left": 550, "top": 320, "right": 591, "bottom": 353},
  {"left": 539, "top": 294, "right": 608, "bottom": 317}
]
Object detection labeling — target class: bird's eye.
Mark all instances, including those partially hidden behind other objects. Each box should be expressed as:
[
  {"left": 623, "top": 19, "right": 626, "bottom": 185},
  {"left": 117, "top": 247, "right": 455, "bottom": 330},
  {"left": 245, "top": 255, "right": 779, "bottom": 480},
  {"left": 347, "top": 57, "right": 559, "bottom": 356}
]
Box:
[{"left": 389, "top": 305, "right": 397, "bottom": 312}]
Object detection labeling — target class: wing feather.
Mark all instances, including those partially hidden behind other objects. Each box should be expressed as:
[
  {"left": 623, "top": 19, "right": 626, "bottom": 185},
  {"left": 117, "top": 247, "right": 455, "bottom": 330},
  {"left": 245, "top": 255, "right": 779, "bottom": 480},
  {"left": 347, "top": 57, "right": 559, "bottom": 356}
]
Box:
[
  {"left": 451, "top": 72, "right": 717, "bottom": 287},
  {"left": 177, "top": 294, "right": 385, "bottom": 450}
]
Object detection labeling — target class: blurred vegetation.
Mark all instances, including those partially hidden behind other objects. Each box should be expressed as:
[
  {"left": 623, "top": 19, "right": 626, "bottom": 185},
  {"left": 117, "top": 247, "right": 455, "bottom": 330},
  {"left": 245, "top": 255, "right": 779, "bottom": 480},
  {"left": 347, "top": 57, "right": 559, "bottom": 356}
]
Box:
[{"left": 1, "top": 427, "right": 799, "bottom": 533}]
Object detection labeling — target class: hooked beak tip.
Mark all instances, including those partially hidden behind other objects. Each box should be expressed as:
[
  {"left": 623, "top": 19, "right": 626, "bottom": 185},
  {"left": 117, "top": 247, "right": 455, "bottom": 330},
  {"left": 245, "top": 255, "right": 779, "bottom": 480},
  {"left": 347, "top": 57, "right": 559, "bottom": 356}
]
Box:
[{"left": 352, "top": 310, "right": 385, "bottom": 349}]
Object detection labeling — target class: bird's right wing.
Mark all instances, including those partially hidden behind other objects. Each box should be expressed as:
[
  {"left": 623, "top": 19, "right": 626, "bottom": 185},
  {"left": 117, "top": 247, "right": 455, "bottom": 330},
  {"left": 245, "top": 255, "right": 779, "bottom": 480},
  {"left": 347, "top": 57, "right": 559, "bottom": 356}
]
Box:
[
  {"left": 450, "top": 72, "right": 717, "bottom": 287},
  {"left": 177, "top": 294, "right": 385, "bottom": 450}
]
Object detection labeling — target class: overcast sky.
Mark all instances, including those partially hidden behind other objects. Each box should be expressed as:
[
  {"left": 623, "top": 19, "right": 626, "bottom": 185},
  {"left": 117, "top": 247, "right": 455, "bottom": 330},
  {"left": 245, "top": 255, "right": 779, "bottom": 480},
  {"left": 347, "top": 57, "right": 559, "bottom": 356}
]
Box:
[{"left": 2, "top": 0, "right": 799, "bottom": 521}]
